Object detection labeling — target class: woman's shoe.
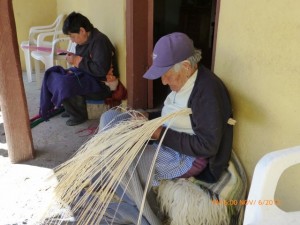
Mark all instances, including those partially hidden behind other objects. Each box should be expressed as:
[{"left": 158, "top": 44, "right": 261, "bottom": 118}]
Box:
[{"left": 66, "top": 118, "right": 86, "bottom": 126}]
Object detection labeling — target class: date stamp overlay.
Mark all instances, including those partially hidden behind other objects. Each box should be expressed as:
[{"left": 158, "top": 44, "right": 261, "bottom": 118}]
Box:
[{"left": 212, "top": 199, "right": 281, "bottom": 206}]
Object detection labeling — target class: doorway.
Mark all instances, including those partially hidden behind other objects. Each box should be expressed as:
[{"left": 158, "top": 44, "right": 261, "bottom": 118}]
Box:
[{"left": 152, "top": 0, "right": 217, "bottom": 108}]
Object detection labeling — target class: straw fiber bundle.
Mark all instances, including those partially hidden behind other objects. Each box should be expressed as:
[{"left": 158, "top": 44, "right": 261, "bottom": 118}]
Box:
[{"left": 42, "top": 108, "right": 192, "bottom": 225}]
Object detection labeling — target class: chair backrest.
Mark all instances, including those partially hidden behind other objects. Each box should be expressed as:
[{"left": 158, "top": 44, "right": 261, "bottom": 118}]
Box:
[
  {"left": 29, "top": 14, "right": 64, "bottom": 46},
  {"left": 243, "top": 145, "right": 300, "bottom": 225},
  {"left": 20, "top": 14, "right": 64, "bottom": 83}
]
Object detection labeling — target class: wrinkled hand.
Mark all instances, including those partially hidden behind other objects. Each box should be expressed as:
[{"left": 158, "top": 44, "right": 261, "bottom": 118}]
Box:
[
  {"left": 151, "top": 126, "right": 163, "bottom": 140},
  {"left": 66, "top": 53, "right": 75, "bottom": 64},
  {"left": 66, "top": 53, "right": 82, "bottom": 67}
]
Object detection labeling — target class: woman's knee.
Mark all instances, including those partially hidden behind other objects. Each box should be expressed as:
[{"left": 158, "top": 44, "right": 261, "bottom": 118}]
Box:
[{"left": 98, "top": 109, "right": 132, "bottom": 132}]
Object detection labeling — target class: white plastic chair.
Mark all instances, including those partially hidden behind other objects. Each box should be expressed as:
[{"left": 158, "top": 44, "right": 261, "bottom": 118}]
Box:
[
  {"left": 31, "top": 34, "right": 76, "bottom": 86},
  {"left": 243, "top": 145, "right": 300, "bottom": 225},
  {"left": 20, "top": 14, "right": 64, "bottom": 82}
]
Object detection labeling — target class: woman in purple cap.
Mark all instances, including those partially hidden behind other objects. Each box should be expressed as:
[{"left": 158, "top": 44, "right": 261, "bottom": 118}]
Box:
[
  {"left": 142, "top": 32, "right": 233, "bottom": 184},
  {"left": 94, "top": 32, "right": 235, "bottom": 224}
]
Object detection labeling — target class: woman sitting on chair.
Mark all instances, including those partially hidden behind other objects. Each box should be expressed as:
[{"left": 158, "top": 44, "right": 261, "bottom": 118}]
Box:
[{"left": 39, "top": 12, "right": 119, "bottom": 126}]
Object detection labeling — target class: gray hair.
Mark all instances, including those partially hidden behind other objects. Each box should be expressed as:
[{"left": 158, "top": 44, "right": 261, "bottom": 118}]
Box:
[{"left": 173, "top": 49, "right": 202, "bottom": 72}]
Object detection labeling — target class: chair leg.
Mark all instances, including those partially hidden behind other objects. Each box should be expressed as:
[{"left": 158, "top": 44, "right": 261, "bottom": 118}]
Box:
[
  {"left": 24, "top": 49, "right": 33, "bottom": 82},
  {"left": 34, "top": 60, "right": 41, "bottom": 88}
]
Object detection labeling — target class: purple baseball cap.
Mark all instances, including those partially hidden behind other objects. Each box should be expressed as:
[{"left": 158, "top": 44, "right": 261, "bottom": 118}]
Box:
[{"left": 143, "top": 32, "right": 194, "bottom": 80}]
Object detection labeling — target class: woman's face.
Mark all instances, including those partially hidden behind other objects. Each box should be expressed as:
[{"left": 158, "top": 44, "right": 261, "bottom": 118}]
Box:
[
  {"left": 68, "top": 27, "right": 89, "bottom": 45},
  {"left": 161, "top": 63, "right": 189, "bottom": 92}
]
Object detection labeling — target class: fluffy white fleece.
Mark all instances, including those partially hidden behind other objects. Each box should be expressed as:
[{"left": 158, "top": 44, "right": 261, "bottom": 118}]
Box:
[{"left": 157, "top": 178, "right": 229, "bottom": 225}]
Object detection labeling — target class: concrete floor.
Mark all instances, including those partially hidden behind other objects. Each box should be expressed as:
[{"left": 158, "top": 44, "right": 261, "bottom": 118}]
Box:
[{"left": 0, "top": 74, "right": 100, "bottom": 224}]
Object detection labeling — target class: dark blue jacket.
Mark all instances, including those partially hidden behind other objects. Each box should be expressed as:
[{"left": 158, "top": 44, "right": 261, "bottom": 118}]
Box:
[{"left": 76, "top": 28, "right": 119, "bottom": 80}]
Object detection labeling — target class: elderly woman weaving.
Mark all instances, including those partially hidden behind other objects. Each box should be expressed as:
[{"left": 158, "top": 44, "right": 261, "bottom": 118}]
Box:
[{"left": 94, "top": 32, "right": 235, "bottom": 225}]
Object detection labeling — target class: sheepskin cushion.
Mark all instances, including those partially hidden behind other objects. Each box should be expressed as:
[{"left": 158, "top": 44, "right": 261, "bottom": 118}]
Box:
[{"left": 157, "top": 178, "right": 229, "bottom": 225}]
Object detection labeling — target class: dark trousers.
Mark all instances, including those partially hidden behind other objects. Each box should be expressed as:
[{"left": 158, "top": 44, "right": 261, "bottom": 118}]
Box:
[
  {"left": 62, "top": 89, "right": 111, "bottom": 121},
  {"left": 62, "top": 95, "right": 88, "bottom": 121}
]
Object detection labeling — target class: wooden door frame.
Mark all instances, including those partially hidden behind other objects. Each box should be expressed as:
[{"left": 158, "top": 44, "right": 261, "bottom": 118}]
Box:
[
  {"left": 211, "top": 0, "right": 221, "bottom": 72},
  {"left": 127, "top": 0, "right": 221, "bottom": 109},
  {"left": 126, "top": 0, "right": 153, "bottom": 109}
]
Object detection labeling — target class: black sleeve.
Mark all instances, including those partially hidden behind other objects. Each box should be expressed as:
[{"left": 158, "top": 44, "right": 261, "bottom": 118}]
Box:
[{"left": 78, "top": 38, "right": 112, "bottom": 78}]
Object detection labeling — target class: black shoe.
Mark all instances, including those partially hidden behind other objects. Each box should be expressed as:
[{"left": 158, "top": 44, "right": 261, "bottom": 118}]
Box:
[
  {"left": 66, "top": 118, "right": 87, "bottom": 126},
  {"left": 61, "top": 112, "right": 70, "bottom": 118}
]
